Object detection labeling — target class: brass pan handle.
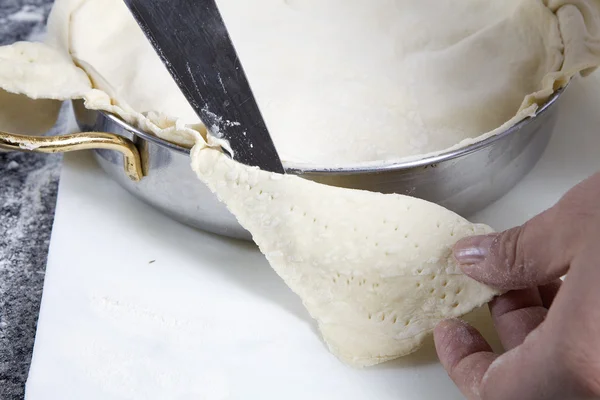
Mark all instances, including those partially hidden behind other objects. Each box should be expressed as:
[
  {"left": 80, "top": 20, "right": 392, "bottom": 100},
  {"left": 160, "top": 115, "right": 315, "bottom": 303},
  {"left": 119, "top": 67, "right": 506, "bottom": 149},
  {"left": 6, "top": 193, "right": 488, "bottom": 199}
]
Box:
[{"left": 0, "top": 130, "right": 144, "bottom": 182}]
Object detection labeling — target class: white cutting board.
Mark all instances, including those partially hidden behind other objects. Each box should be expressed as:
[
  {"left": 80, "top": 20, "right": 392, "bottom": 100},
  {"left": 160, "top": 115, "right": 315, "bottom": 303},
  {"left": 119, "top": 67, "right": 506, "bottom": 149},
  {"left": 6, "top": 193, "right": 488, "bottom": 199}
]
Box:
[{"left": 25, "top": 74, "right": 600, "bottom": 400}]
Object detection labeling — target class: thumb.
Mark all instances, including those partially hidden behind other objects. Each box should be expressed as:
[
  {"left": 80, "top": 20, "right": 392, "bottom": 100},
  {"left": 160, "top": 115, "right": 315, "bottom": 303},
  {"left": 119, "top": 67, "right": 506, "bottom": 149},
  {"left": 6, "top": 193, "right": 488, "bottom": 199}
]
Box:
[{"left": 453, "top": 207, "right": 574, "bottom": 290}]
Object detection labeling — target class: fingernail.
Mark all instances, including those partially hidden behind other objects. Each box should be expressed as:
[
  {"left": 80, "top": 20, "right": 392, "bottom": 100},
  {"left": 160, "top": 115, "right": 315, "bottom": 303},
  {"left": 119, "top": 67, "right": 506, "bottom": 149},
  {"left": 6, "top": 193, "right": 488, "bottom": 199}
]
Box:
[{"left": 453, "top": 234, "right": 497, "bottom": 265}]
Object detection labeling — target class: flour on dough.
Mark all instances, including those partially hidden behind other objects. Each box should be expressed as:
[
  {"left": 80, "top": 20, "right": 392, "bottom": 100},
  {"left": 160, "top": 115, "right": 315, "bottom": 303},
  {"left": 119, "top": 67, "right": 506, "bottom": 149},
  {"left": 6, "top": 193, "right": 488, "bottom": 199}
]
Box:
[{"left": 190, "top": 145, "right": 499, "bottom": 366}]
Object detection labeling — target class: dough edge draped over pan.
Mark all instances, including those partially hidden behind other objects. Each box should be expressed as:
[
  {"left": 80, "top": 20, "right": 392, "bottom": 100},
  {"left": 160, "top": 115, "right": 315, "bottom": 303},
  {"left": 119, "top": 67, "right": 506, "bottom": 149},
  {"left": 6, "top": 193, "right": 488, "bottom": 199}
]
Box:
[{"left": 0, "top": 0, "right": 599, "bottom": 366}]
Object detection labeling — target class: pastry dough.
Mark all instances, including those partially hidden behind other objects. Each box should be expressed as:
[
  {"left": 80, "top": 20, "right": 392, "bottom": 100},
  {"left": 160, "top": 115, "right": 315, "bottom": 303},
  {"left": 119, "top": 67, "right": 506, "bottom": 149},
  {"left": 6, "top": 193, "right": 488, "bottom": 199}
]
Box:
[
  {"left": 191, "top": 145, "right": 499, "bottom": 366},
  {"left": 52, "top": 0, "right": 600, "bottom": 167},
  {"left": 215, "top": 0, "right": 562, "bottom": 166},
  {"left": 0, "top": 42, "right": 90, "bottom": 135},
  {"left": 0, "top": 0, "right": 599, "bottom": 366}
]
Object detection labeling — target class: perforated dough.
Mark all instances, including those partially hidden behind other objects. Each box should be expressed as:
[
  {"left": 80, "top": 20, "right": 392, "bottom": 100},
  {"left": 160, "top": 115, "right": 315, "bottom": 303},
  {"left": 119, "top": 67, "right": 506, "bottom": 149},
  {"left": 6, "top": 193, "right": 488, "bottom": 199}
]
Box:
[
  {"left": 191, "top": 145, "right": 499, "bottom": 366},
  {"left": 0, "top": 0, "right": 599, "bottom": 366}
]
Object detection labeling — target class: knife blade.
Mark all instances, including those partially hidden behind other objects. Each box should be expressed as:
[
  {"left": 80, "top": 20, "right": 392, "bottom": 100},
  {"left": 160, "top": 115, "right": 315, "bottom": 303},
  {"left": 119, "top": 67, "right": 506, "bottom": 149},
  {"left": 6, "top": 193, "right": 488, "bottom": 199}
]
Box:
[{"left": 123, "top": 0, "right": 285, "bottom": 174}]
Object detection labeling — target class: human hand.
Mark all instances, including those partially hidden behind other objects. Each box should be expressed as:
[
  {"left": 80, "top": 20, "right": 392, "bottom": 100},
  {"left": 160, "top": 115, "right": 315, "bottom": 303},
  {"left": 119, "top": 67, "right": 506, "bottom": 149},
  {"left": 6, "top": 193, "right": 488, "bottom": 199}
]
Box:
[{"left": 433, "top": 172, "right": 600, "bottom": 400}]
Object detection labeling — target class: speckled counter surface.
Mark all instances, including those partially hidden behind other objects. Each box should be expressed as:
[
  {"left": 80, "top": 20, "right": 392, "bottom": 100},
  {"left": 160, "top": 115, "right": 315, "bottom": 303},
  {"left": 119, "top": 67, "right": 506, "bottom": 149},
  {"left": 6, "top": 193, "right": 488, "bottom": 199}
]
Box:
[{"left": 0, "top": 1, "right": 59, "bottom": 399}]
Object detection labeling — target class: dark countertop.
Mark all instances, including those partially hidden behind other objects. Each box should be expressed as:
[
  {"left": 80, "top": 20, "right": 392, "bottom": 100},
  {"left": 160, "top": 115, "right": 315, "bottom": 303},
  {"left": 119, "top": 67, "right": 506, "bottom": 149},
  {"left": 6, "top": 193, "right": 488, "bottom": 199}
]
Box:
[{"left": 0, "top": 1, "right": 59, "bottom": 399}]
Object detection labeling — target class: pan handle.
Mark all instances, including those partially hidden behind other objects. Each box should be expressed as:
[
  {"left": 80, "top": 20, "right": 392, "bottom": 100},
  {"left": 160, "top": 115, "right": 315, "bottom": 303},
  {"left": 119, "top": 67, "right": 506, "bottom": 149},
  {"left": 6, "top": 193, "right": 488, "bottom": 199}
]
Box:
[{"left": 0, "top": 130, "right": 144, "bottom": 182}]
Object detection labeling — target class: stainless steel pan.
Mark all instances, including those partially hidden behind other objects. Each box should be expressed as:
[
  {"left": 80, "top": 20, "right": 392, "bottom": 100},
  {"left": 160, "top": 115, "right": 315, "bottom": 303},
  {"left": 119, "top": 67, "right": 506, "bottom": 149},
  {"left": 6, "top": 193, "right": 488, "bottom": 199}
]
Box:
[{"left": 0, "top": 89, "right": 564, "bottom": 240}]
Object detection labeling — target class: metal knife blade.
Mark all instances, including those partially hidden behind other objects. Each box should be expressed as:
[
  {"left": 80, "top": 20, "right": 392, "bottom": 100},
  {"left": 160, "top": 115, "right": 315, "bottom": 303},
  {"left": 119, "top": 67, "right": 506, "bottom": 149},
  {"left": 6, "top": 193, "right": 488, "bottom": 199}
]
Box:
[{"left": 123, "top": 0, "right": 285, "bottom": 174}]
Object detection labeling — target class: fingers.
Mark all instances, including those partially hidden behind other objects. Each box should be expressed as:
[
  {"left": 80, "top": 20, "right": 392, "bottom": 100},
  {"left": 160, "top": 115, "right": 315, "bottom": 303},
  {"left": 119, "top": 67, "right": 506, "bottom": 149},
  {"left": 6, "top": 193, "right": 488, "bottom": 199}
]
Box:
[
  {"left": 453, "top": 173, "right": 600, "bottom": 291},
  {"left": 488, "top": 288, "right": 547, "bottom": 350},
  {"left": 435, "top": 319, "right": 569, "bottom": 400},
  {"left": 541, "top": 245, "right": 600, "bottom": 397},
  {"left": 434, "top": 319, "right": 498, "bottom": 399},
  {"left": 454, "top": 209, "right": 571, "bottom": 290},
  {"left": 479, "top": 334, "right": 567, "bottom": 400}
]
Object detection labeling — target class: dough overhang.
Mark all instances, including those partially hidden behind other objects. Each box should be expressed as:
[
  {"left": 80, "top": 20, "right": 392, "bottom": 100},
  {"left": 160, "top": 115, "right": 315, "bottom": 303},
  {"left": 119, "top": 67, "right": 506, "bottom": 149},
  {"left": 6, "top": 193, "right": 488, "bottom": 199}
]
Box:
[
  {"left": 191, "top": 145, "right": 500, "bottom": 367},
  {"left": 0, "top": 0, "right": 599, "bottom": 366}
]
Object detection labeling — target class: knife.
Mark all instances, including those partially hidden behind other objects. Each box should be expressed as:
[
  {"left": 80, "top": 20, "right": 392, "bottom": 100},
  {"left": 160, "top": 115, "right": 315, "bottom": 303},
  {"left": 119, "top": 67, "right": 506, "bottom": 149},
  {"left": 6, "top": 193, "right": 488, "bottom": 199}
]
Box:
[{"left": 123, "top": 0, "right": 285, "bottom": 174}]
